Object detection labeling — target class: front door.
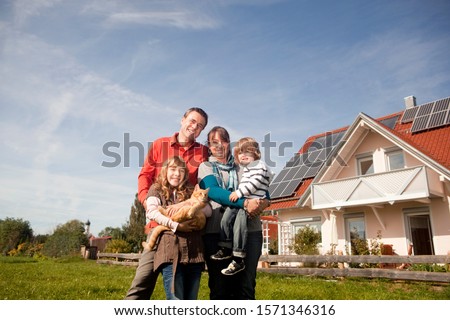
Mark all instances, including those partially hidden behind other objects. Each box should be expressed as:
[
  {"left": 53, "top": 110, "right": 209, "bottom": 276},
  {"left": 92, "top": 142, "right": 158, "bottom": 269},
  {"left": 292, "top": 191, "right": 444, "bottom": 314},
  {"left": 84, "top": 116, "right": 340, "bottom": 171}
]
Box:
[{"left": 406, "top": 213, "right": 434, "bottom": 255}]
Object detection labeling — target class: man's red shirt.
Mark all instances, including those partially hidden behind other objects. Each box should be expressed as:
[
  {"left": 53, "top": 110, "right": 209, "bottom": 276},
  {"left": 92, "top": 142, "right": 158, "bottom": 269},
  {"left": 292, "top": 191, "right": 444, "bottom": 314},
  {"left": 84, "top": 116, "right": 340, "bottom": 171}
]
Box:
[{"left": 137, "top": 132, "right": 209, "bottom": 205}]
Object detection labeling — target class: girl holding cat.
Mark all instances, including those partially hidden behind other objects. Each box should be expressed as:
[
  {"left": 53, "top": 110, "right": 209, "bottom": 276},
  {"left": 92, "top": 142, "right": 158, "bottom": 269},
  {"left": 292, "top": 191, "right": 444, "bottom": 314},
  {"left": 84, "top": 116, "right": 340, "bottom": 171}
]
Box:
[{"left": 145, "top": 156, "right": 211, "bottom": 300}]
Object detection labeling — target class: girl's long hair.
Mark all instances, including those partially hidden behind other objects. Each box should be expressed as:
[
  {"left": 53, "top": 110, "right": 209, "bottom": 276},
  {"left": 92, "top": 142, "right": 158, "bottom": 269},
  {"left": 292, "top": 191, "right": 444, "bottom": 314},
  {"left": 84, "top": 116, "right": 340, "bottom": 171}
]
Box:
[{"left": 154, "top": 156, "right": 192, "bottom": 202}]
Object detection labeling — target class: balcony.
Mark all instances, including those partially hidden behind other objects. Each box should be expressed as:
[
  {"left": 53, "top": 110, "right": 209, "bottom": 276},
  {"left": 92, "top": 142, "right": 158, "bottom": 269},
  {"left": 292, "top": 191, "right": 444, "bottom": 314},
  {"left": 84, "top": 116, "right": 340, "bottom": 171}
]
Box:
[{"left": 311, "top": 166, "right": 433, "bottom": 210}]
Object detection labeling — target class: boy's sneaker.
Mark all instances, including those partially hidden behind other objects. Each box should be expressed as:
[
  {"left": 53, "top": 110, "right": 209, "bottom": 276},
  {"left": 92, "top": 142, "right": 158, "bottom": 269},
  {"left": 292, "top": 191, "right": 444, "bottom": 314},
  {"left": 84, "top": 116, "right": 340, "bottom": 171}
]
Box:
[
  {"left": 221, "top": 260, "right": 245, "bottom": 276},
  {"left": 210, "top": 249, "right": 232, "bottom": 260}
]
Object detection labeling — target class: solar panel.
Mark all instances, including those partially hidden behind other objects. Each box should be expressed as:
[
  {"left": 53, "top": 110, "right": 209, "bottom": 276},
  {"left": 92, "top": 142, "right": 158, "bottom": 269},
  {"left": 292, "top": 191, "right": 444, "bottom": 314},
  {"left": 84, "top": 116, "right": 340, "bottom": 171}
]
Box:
[
  {"left": 434, "top": 98, "right": 450, "bottom": 112},
  {"left": 268, "top": 180, "right": 290, "bottom": 198},
  {"left": 401, "top": 106, "right": 418, "bottom": 123},
  {"left": 284, "top": 154, "right": 300, "bottom": 167},
  {"left": 282, "top": 179, "right": 303, "bottom": 197},
  {"left": 416, "top": 102, "right": 434, "bottom": 116},
  {"left": 411, "top": 115, "right": 430, "bottom": 132},
  {"left": 305, "top": 149, "right": 320, "bottom": 164},
  {"left": 411, "top": 97, "right": 450, "bottom": 133},
  {"left": 292, "top": 165, "right": 309, "bottom": 180},
  {"left": 316, "top": 148, "right": 327, "bottom": 161},
  {"left": 332, "top": 131, "right": 346, "bottom": 144},
  {"left": 269, "top": 130, "right": 347, "bottom": 199},
  {"left": 270, "top": 168, "right": 290, "bottom": 184},
  {"left": 428, "top": 111, "right": 447, "bottom": 129},
  {"left": 304, "top": 164, "right": 321, "bottom": 179}
]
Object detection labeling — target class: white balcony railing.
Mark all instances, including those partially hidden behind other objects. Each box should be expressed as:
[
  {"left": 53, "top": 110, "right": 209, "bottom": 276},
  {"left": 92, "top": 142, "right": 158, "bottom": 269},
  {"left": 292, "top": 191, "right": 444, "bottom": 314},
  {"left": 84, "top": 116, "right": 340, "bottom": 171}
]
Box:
[{"left": 311, "top": 166, "right": 430, "bottom": 210}]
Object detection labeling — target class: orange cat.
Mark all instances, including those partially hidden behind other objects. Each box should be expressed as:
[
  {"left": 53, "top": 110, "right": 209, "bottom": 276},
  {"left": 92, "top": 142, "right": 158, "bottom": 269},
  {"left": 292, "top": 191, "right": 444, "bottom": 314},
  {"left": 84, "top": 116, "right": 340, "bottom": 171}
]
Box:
[{"left": 142, "top": 186, "right": 209, "bottom": 251}]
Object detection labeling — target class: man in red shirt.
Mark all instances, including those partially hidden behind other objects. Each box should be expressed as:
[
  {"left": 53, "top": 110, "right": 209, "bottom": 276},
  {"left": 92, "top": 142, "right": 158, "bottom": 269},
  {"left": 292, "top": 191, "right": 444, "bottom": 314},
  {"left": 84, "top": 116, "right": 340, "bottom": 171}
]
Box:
[{"left": 125, "top": 107, "right": 209, "bottom": 300}]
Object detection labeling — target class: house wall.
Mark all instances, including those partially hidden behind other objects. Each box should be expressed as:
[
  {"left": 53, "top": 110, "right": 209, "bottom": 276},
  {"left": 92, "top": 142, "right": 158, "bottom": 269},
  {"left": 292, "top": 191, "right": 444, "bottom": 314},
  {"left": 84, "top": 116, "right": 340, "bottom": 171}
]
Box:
[
  {"left": 338, "top": 132, "right": 445, "bottom": 195},
  {"left": 429, "top": 197, "right": 450, "bottom": 254},
  {"left": 276, "top": 196, "right": 450, "bottom": 256},
  {"left": 339, "top": 132, "right": 404, "bottom": 178}
]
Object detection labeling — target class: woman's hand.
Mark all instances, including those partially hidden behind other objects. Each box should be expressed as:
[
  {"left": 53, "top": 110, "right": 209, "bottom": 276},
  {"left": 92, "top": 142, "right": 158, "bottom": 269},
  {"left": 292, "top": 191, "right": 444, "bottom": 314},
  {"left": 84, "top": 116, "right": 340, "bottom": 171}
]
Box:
[
  {"left": 245, "top": 198, "right": 261, "bottom": 216},
  {"left": 246, "top": 198, "right": 270, "bottom": 217}
]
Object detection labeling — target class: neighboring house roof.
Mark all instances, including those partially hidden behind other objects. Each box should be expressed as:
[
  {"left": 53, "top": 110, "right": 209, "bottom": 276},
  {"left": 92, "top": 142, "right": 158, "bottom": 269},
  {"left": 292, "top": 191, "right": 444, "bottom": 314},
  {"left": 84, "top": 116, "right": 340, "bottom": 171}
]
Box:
[{"left": 267, "top": 96, "right": 450, "bottom": 212}]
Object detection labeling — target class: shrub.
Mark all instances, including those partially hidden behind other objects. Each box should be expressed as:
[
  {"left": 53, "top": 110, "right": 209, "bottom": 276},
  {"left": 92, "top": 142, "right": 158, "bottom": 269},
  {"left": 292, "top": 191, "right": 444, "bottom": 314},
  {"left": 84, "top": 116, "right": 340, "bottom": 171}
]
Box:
[
  {"left": 346, "top": 230, "right": 383, "bottom": 268},
  {"left": 268, "top": 238, "right": 278, "bottom": 255},
  {"left": 105, "top": 239, "right": 132, "bottom": 253},
  {"left": 290, "top": 225, "right": 321, "bottom": 255},
  {"left": 0, "top": 217, "right": 33, "bottom": 255},
  {"left": 8, "top": 242, "right": 44, "bottom": 257}
]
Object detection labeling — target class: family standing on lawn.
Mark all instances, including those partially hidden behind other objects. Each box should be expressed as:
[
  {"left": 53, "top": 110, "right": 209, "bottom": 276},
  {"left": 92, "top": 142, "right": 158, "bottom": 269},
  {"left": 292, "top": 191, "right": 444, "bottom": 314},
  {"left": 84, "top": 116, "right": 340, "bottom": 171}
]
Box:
[{"left": 124, "top": 107, "right": 272, "bottom": 300}]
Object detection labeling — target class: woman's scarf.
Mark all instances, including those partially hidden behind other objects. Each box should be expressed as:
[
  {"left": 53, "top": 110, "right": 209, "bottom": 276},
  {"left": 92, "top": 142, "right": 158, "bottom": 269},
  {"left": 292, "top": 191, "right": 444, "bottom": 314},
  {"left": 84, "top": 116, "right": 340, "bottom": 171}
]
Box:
[{"left": 210, "top": 155, "right": 238, "bottom": 192}]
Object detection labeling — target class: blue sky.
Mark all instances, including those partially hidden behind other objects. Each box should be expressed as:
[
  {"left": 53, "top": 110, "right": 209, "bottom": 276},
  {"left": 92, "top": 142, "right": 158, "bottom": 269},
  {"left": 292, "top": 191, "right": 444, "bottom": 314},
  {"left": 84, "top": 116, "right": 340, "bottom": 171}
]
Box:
[{"left": 1, "top": 0, "right": 449, "bottom": 236}]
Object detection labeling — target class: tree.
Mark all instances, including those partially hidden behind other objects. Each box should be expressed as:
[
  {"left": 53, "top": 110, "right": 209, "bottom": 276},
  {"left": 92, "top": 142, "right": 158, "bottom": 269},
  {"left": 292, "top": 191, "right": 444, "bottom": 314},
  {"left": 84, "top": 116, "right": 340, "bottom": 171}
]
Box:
[
  {"left": 0, "top": 217, "right": 33, "bottom": 255},
  {"left": 122, "top": 193, "right": 146, "bottom": 252},
  {"left": 42, "top": 219, "right": 89, "bottom": 257},
  {"left": 98, "top": 226, "right": 124, "bottom": 239}
]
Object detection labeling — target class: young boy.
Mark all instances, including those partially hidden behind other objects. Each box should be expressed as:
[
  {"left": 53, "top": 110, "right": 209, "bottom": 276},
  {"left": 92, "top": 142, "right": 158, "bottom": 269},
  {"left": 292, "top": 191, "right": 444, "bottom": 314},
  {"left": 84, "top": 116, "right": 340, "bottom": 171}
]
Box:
[{"left": 211, "top": 137, "right": 273, "bottom": 275}]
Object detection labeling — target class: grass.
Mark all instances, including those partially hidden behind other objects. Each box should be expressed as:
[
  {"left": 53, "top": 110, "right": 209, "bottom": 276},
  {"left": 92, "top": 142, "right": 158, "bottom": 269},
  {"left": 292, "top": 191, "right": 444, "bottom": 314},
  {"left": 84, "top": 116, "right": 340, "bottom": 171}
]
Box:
[{"left": 1, "top": 256, "right": 449, "bottom": 300}]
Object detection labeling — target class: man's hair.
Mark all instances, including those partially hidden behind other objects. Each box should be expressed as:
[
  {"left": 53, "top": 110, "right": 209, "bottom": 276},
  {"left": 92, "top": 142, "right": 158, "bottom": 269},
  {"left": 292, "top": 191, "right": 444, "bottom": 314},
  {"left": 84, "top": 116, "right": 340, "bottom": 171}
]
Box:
[{"left": 184, "top": 107, "right": 208, "bottom": 128}]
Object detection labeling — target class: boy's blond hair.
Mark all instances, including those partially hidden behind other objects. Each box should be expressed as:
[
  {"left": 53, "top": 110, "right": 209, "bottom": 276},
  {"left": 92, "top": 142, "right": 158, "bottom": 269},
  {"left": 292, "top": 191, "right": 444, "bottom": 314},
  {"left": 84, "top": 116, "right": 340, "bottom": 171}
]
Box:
[{"left": 233, "top": 137, "right": 261, "bottom": 162}]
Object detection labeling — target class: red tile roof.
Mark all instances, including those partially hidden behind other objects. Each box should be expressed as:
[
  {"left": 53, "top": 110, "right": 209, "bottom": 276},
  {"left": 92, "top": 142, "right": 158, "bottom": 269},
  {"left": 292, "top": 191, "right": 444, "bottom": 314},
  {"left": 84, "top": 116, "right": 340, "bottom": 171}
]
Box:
[{"left": 391, "top": 115, "right": 450, "bottom": 169}]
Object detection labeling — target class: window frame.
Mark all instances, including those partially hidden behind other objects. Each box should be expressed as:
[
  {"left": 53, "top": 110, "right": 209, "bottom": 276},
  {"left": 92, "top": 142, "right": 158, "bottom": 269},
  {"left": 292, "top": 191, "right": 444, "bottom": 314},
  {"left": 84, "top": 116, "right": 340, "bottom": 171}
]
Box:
[
  {"left": 290, "top": 216, "right": 322, "bottom": 243},
  {"left": 343, "top": 213, "right": 366, "bottom": 254},
  {"left": 356, "top": 154, "right": 374, "bottom": 176},
  {"left": 385, "top": 148, "right": 405, "bottom": 171}
]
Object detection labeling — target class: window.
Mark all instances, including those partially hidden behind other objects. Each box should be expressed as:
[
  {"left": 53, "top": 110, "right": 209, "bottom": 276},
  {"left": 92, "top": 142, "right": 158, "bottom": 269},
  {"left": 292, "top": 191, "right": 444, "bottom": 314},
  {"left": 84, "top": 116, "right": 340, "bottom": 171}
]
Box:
[
  {"left": 290, "top": 216, "right": 322, "bottom": 242},
  {"left": 386, "top": 149, "right": 405, "bottom": 171},
  {"left": 357, "top": 155, "right": 374, "bottom": 175},
  {"left": 344, "top": 213, "right": 366, "bottom": 255}
]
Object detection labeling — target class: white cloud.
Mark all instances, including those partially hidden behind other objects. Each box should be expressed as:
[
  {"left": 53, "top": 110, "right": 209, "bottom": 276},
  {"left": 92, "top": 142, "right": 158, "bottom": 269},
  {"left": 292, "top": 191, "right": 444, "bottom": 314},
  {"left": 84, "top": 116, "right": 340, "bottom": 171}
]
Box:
[
  {"left": 105, "top": 11, "right": 219, "bottom": 30},
  {"left": 81, "top": 0, "right": 221, "bottom": 30}
]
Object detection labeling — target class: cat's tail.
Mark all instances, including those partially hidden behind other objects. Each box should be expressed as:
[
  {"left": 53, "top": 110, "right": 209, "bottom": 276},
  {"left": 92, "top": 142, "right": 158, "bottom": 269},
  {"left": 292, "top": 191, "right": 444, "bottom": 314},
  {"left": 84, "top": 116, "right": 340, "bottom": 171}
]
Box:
[{"left": 143, "top": 225, "right": 170, "bottom": 251}]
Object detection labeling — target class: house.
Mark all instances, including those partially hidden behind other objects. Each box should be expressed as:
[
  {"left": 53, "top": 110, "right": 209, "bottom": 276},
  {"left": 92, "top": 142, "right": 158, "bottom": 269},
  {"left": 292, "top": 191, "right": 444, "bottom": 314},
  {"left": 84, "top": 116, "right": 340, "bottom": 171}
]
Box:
[
  {"left": 265, "top": 95, "right": 450, "bottom": 257},
  {"left": 89, "top": 235, "right": 112, "bottom": 252}
]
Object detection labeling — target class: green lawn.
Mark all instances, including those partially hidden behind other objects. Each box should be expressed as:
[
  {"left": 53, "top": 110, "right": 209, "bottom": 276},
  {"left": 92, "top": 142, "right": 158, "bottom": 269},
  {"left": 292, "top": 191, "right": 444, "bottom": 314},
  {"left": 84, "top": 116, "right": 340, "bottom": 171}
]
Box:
[{"left": 1, "top": 256, "right": 449, "bottom": 300}]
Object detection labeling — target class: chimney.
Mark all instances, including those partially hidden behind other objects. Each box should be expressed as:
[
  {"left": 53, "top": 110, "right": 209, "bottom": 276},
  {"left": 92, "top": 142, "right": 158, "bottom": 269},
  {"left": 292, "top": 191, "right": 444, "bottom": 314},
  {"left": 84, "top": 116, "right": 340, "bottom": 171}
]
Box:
[{"left": 404, "top": 96, "right": 416, "bottom": 109}]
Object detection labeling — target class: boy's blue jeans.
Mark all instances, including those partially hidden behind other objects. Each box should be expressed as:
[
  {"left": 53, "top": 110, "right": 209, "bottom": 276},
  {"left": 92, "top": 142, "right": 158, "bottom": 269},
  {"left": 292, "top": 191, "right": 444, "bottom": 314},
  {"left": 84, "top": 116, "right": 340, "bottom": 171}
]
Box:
[{"left": 219, "top": 208, "right": 248, "bottom": 258}]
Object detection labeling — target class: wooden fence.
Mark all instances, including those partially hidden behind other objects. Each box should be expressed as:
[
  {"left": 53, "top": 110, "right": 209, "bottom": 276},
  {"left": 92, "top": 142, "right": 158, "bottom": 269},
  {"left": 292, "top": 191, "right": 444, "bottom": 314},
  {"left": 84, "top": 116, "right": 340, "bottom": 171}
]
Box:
[
  {"left": 258, "top": 254, "right": 450, "bottom": 283},
  {"left": 97, "top": 252, "right": 450, "bottom": 283},
  {"left": 97, "top": 252, "right": 141, "bottom": 267}
]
